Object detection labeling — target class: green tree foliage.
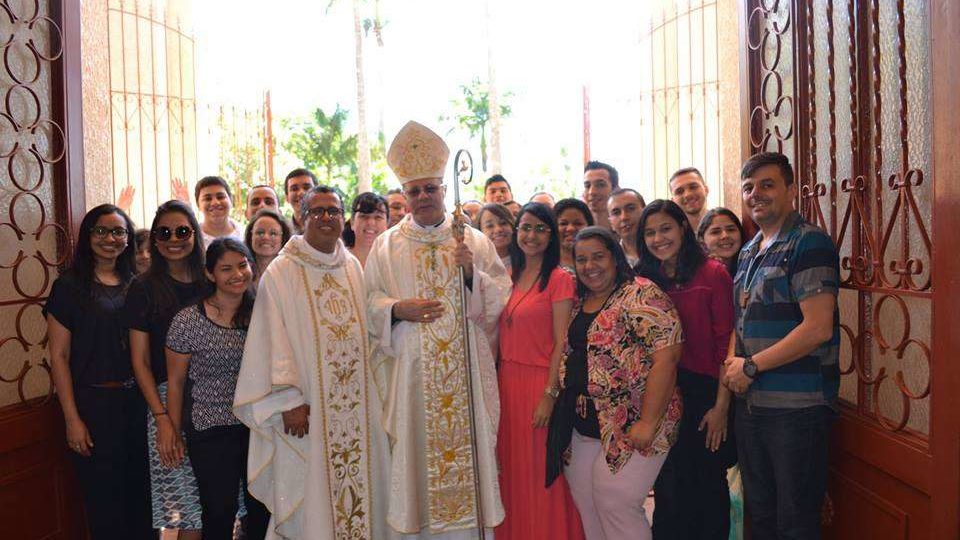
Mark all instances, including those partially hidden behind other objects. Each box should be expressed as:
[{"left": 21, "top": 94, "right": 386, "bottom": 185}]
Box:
[
  {"left": 440, "top": 77, "right": 512, "bottom": 172},
  {"left": 281, "top": 105, "right": 390, "bottom": 212}
]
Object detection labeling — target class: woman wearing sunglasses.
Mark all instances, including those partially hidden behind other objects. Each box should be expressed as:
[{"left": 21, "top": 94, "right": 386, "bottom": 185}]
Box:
[
  {"left": 496, "top": 203, "right": 584, "bottom": 540},
  {"left": 123, "top": 200, "right": 208, "bottom": 539},
  {"left": 45, "top": 204, "right": 153, "bottom": 539}
]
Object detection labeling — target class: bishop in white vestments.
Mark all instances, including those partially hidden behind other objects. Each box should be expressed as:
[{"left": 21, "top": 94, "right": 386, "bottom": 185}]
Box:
[
  {"left": 234, "top": 186, "right": 395, "bottom": 539},
  {"left": 365, "top": 121, "right": 511, "bottom": 538}
]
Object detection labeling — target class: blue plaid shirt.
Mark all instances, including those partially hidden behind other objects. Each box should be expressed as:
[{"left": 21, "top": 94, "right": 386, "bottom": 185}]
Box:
[{"left": 734, "top": 211, "right": 840, "bottom": 409}]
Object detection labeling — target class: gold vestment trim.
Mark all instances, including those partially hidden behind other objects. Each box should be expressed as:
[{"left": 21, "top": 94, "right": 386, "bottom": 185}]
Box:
[
  {"left": 413, "top": 242, "right": 479, "bottom": 533},
  {"left": 302, "top": 266, "right": 374, "bottom": 539}
]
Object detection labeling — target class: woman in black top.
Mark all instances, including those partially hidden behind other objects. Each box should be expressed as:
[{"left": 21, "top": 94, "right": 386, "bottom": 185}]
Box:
[
  {"left": 124, "top": 200, "right": 207, "bottom": 537},
  {"left": 45, "top": 204, "right": 153, "bottom": 540}
]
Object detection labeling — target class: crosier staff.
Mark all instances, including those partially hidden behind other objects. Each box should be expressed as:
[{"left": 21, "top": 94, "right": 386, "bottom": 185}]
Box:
[{"left": 450, "top": 149, "right": 486, "bottom": 537}]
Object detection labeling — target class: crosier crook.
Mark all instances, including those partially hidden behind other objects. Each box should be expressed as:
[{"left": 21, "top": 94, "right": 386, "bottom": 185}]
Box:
[{"left": 450, "top": 149, "right": 486, "bottom": 537}]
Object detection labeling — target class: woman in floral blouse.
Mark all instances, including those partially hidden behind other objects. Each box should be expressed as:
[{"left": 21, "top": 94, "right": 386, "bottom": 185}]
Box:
[{"left": 547, "top": 226, "right": 683, "bottom": 540}]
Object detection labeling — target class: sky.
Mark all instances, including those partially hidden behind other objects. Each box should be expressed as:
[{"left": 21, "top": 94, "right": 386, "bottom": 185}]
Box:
[{"left": 192, "top": 0, "right": 654, "bottom": 200}]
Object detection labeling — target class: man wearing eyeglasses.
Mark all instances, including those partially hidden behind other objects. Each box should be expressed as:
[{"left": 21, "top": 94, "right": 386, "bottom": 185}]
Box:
[
  {"left": 364, "top": 121, "right": 511, "bottom": 538},
  {"left": 234, "top": 184, "right": 395, "bottom": 539}
]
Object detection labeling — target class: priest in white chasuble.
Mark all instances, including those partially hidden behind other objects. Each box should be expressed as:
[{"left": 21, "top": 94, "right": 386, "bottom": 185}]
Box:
[
  {"left": 234, "top": 185, "right": 396, "bottom": 540},
  {"left": 365, "top": 121, "right": 511, "bottom": 538}
]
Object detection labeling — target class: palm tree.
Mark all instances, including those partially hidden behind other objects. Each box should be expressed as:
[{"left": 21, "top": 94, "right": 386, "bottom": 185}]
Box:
[
  {"left": 352, "top": 0, "right": 372, "bottom": 193},
  {"left": 442, "top": 78, "right": 512, "bottom": 173}
]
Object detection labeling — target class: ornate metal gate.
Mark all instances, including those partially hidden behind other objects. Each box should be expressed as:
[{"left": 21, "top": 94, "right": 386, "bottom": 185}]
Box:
[{"left": 744, "top": 1, "right": 958, "bottom": 537}]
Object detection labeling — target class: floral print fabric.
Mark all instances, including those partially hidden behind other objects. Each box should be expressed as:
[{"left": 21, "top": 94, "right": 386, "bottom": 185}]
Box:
[{"left": 561, "top": 277, "right": 684, "bottom": 474}]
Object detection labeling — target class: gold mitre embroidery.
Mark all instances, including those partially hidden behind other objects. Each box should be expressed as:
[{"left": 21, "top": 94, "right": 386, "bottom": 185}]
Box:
[{"left": 387, "top": 121, "right": 450, "bottom": 183}]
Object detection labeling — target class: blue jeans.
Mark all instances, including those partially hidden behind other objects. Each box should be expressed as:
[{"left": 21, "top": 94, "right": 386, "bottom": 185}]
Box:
[{"left": 734, "top": 402, "right": 834, "bottom": 540}]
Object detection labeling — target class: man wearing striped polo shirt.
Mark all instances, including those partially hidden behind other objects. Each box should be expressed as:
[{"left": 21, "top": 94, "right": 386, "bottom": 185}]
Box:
[{"left": 722, "top": 152, "right": 840, "bottom": 539}]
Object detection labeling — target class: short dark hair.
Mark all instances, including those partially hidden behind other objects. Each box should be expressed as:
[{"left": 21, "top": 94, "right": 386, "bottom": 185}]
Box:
[
  {"left": 668, "top": 167, "right": 704, "bottom": 186},
  {"left": 484, "top": 174, "right": 511, "bottom": 190},
  {"left": 194, "top": 175, "right": 232, "bottom": 203},
  {"left": 246, "top": 184, "right": 277, "bottom": 201},
  {"left": 571, "top": 226, "right": 634, "bottom": 297},
  {"left": 584, "top": 161, "right": 619, "bottom": 189},
  {"left": 634, "top": 199, "right": 706, "bottom": 289},
  {"left": 386, "top": 187, "right": 402, "bottom": 196},
  {"left": 284, "top": 168, "right": 318, "bottom": 195},
  {"left": 741, "top": 152, "right": 794, "bottom": 186},
  {"left": 300, "top": 185, "right": 344, "bottom": 220},
  {"left": 529, "top": 191, "right": 555, "bottom": 203},
  {"left": 134, "top": 228, "right": 151, "bottom": 250},
  {"left": 609, "top": 187, "right": 646, "bottom": 207},
  {"left": 553, "top": 198, "right": 594, "bottom": 226}
]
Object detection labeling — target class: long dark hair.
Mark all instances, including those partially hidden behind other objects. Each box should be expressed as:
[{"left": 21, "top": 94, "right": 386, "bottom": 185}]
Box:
[
  {"left": 633, "top": 199, "right": 706, "bottom": 289},
  {"left": 68, "top": 204, "right": 137, "bottom": 294},
  {"left": 508, "top": 202, "right": 560, "bottom": 291},
  {"left": 204, "top": 237, "right": 256, "bottom": 329},
  {"left": 697, "top": 207, "right": 746, "bottom": 276},
  {"left": 572, "top": 226, "right": 634, "bottom": 298},
  {"left": 140, "top": 200, "right": 206, "bottom": 318}
]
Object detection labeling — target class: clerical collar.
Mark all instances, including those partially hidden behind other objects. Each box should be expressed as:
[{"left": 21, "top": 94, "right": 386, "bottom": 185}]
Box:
[
  {"left": 281, "top": 235, "right": 346, "bottom": 269},
  {"left": 410, "top": 215, "right": 447, "bottom": 230},
  {"left": 399, "top": 213, "right": 453, "bottom": 244}
]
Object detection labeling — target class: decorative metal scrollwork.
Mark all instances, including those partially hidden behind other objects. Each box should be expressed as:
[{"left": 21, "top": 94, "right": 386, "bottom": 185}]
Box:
[{"left": 0, "top": 0, "right": 67, "bottom": 406}]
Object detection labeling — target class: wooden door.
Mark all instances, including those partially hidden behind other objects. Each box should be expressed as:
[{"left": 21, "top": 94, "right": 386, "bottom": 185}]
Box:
[
  {"left": 0, "top": 0, "right": 87, "bottom": 538},
  {"left": 742, "top": 1, "right": 960, "bottom": 538}
]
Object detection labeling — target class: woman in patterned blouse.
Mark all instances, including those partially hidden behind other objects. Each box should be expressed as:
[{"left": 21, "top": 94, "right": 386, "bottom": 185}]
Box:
[
  {"left": 163, "top": 238, "right": 270, "bottom": 540},
  {"left": 546, "top": 226, "right": 683, "bottom": 540}
]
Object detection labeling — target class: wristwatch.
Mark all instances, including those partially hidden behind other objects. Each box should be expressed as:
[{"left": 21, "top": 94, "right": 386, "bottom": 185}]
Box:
[
  {"left": 544, "top": 386, "right": 560, "bottom": 399},
  {"left": 743, "top": 355, "right": 758, "bottom": 379}
]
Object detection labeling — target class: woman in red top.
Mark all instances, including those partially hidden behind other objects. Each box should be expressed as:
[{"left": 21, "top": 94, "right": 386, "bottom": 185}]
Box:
[
  {"left": 634, "top": 200, "right": 736, "bottom": 540},
  {"left": 496, "top": 202, "right": 584, "bottom": 540}
]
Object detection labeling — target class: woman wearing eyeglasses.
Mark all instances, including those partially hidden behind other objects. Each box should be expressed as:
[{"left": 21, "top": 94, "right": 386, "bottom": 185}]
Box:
[
  {"left": 496, "top": 203, "right": 585, "bottom": 540},
  {"left": 123, "top": 200, "right": 208, "bottom": 539},
  {"left": 244, "top": 208, "right": 292, "bottom": 279},
  {"left": 45, "top": 204, "right": 153, "bottom": 540}
]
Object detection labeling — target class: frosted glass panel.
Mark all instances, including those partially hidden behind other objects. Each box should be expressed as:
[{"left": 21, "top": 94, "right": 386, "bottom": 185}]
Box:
[
  {"left": 837, "top": 288, "right": 860, "bottom": 407},
  {"left": 870, "top": 294, "right": 930, "bottom": 434},
  {"left": 0, "top": 0, "right": 61, "bottom": 408}
]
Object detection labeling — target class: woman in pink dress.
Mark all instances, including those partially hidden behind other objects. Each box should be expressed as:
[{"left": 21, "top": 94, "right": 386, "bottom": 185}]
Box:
[{"left": 496, "top": 202, "right": 585, "bottom": 540}]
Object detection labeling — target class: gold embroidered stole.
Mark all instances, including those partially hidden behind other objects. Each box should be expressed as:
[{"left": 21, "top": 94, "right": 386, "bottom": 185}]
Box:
[
  {"left": 299, "top": 260, "right": 374, "bottom": 539},
  {"left": 402, "top": 220, "right": 479, "bottom": 532}
]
